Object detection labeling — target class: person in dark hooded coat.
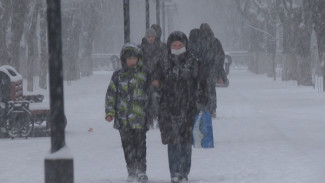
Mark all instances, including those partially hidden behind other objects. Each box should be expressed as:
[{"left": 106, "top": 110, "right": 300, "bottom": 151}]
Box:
[
  {"left": 188, "top": 28, "right": 209, "bottom": 111},
  {"left": 188, "top": 28, "right": 201, "bottom": 59},
  {"left": 150, "top": 24, "right": 168, "bottom": 79},
  {"left": 157, "top": 31, "right": 207, "bottom": 183},
  {"left": 199, "top": 23, "right": 227, "bottom": 117},
  {"left": 140, "top": 27, "right": 168, "bottom": 127}
]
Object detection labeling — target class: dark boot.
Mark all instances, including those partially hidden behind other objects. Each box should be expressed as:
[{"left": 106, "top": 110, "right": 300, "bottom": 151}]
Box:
[
  {"left": 127, "top": 166, "right": 136, "bottom": 182},
  {"left": 137, "top": 173, "right": 148, "bottom": 183}
]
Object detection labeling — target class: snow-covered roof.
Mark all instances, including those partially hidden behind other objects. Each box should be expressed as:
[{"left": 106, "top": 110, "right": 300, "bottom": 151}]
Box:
[{"left": 0, "top": 65, "right": 23, "bottom": 82}]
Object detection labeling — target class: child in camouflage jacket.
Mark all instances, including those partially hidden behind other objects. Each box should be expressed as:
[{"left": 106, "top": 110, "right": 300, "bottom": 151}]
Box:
[{"left": 105, "top": 43, "right": 151, "bottom": 183}]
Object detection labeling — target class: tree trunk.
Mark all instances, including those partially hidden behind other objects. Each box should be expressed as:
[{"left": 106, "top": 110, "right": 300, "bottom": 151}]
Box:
[
  {"left": 9, "top": 0, "right": 29, "bottom": 70},
  {"left": 39, "top": 0, "right": 48, "bottom": 89},
  {"left": 297, "top": 55, "right": 313, "bottom": 86},
  {"left": 294, "top": 0, "right": 313, "bottom": 86},
  {"left": 311, "top": 0, "right": 325, "bottom": 91},
  {"left": 0, "top": 1, "right": 11, "bottom": 66},
  {"left": 287, "top": 54, "right": 298, "bottom": 81},
  {"left": 62, "top": 9, "right": 81, "bottom": 81},
  {"left": 27, "top": 1, "right": 40, "bottom": 92},
  {"left": 80, "top": 2, "right": 98, "bottom": 77}
]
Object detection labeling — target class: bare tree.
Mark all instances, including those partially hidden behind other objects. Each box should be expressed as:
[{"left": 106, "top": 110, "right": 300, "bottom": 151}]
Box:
[
  {"left": 62, "top": 1, "right": 82, "bottom": 81},
  {"left": 39, "top": 0, "right": 48, "bottom": 89},
  {"left": 0, "top": 1, "right": 11, "bottom": 66},
  {"left": 9, "top": 0, "right": 29, "bottom": 71},
  {"left": 310, "top": 0, "right": 325, "bottom": 91},
  {"left": 26, "top": 0, "right": 40, "bottom": 91},
  {"left": 276, "top": 0, "right": 313, "bottom": 86},
  {"left": 236, "top": 0, "right": 273, "bottom": 74},
  {"left": 79, "top": 0, "right": 100, "bottom": 77},
  {"left": 296, "top": 0, "right": 313, "bottom": 86}
]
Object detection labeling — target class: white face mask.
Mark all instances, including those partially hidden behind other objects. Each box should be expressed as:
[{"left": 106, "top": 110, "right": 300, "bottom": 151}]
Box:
[{"left": 171, "top": 47, "right": 186, "bottom": 55}]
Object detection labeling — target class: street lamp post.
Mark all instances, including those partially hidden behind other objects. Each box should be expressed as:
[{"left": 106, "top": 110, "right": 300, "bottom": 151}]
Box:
[
  {"left": 156, "top": 0, "right": 160, "bottom": 25},
  {"left": 123, "top": 0, "right": 130, "bottom": 43},
  {"left": 146, "top": 0, "right": 150, "bottom": 30},
  {"left": 162, "top": 0, "right": 165, "bottom": 41},
  {"left": 45, "top": 0, "right": 73, "bottom": 182}
]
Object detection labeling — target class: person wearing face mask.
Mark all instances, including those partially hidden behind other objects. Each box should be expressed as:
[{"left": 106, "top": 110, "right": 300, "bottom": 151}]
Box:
[{"left": 157, "top": 31, "right": 207, "bottom": 183}]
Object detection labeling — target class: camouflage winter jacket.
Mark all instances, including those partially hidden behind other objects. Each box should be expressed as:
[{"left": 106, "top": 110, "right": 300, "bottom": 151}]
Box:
[{"left": 105, "top": 59, "right": 151, "bottom": 130}]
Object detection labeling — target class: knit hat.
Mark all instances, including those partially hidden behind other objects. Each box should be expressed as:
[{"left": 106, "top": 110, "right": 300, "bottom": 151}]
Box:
[
  {"left": 189, "top": 28, "right": 200, "bottom": 42},
  {"left": 145, "top": 28, "right": 156, "bottom": 37},
  {"left": 151, "top": 24, "right": 162, "bottom": 39}
]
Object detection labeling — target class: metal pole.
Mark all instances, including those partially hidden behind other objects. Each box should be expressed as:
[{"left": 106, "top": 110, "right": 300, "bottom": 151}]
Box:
[
  {"left": 47, "top": 0, "right": 65, "bottom": 152},
  {"left": 146, "top": 0, "right": 149, "bottom": 30},
  {"left": 162, "top": 0, "right": 165, "bottom": 41},
  {"left": 45, "top": 0, "right": 73, "bottom": 182},
  {"left": 156, "top": 0, "right": 160, "bottom": 25},
  {"left": 123, "top": 0, "right": 130, "bottom": 43}
]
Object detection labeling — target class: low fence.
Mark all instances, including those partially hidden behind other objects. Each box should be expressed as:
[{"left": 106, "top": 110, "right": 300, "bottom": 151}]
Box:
[
  {"left": 92, "top": 51, "right": 251, "bottom": 71},
  {"left": 226, "top": 51, "right": 249, "bottom": 68},
  {"left": 91, "top": 53, "right": 120, "bottom": 71}
]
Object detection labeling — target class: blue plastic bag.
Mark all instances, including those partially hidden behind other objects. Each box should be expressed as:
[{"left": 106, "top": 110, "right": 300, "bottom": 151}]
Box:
[{"left": 192, "top": 111, "right": 214, "bottom": 148}]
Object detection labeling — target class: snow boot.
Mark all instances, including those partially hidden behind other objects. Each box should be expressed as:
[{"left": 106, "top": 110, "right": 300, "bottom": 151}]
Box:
[
  {"left": 180, "top": 175, "right": 188, "bottom": 182},
  {"left": 171, "top": 173, "right": 188, "bottom": 183},
  {"left": 171, "top": 176, "right": 180, "bottom": 183},
  {"left": 137, "top": 173, "right": 148, "bottom": 183},
  {"left": 127, "top": 174, "right": 137, "bottom": 182},
  {"left": 127, "top": 166, "right": 137, "bottom": 182}
]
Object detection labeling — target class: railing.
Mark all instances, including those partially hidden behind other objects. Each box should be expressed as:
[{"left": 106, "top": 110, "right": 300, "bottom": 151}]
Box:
[
  {"left": 91, "top": 51, "right": 252, "bottom": 71},
  {"left": 225, "top": 51, "right": 249, "bottom": 68},
  {"left": 91, "top": 53, "right": 120, "bottom": 71}
]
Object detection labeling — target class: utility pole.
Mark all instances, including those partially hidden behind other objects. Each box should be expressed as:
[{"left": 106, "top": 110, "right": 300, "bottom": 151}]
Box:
[
  {"left": 146, "top": 0, "right": 149, "bottom": 30},
  {"left": 162, "top": 0, "right": 165, "bottom": 41},
  {"left": 156, "top": 0, "right": 160, "bottom": 25},
  {"left": 123, "top": 0, "right": 130, "bottom": 43},
  {"left": 45, "top": 0, "right": 73, "bottom": 182}
]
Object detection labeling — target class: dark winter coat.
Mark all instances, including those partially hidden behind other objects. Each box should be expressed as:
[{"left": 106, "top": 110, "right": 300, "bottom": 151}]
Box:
[
  {"left": 140, "top": 38, "right": 167, "bottom": 79},
  {"left": 199, "top": 23, "right": 227, "bottom": 83},
  {"left": 157, "top": 31, "right": 205, "bottom": 145},
  {"left": 188, "top": 29, "right": 201, "bottom": 58},
  {"left": 105, "top": 58, "right": 151, "bottom": 131}
]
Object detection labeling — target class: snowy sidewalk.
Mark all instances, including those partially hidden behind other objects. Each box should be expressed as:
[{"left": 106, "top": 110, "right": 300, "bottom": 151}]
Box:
[{"left": 1, "top": 69, "right": 325, "bottom": 183}]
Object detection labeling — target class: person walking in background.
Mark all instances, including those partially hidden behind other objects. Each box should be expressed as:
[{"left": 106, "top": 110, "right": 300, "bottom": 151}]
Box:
[
  {"left": 150, "top": 24, "right": 168, "bottom": 128},
  {"left": 189, "top": 28, "right": 210, "bottom": 112},
  {"left": 105, "top": 43, "right": 151, "bottom": 183},
  {"left": 157, "top": 31, "right": 207, "bottom": 183},
  {"left": 140, "top": 27, "right": 167, "bottom": 128},
  {"left": 199, "top": 23, "right": 227, "bottom": 118},
  {"left": 188, "top": 28, "right": 201, "bottom": 58}
]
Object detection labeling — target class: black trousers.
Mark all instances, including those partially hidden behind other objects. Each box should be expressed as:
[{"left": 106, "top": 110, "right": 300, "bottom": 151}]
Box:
[{"left": 119, "top": 129, "right": 147, "bottom": 175}]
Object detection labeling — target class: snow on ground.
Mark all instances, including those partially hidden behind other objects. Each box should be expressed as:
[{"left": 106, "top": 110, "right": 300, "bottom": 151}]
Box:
[{"left": 1, "top": 69, "right": 325, "bottom": 183}]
